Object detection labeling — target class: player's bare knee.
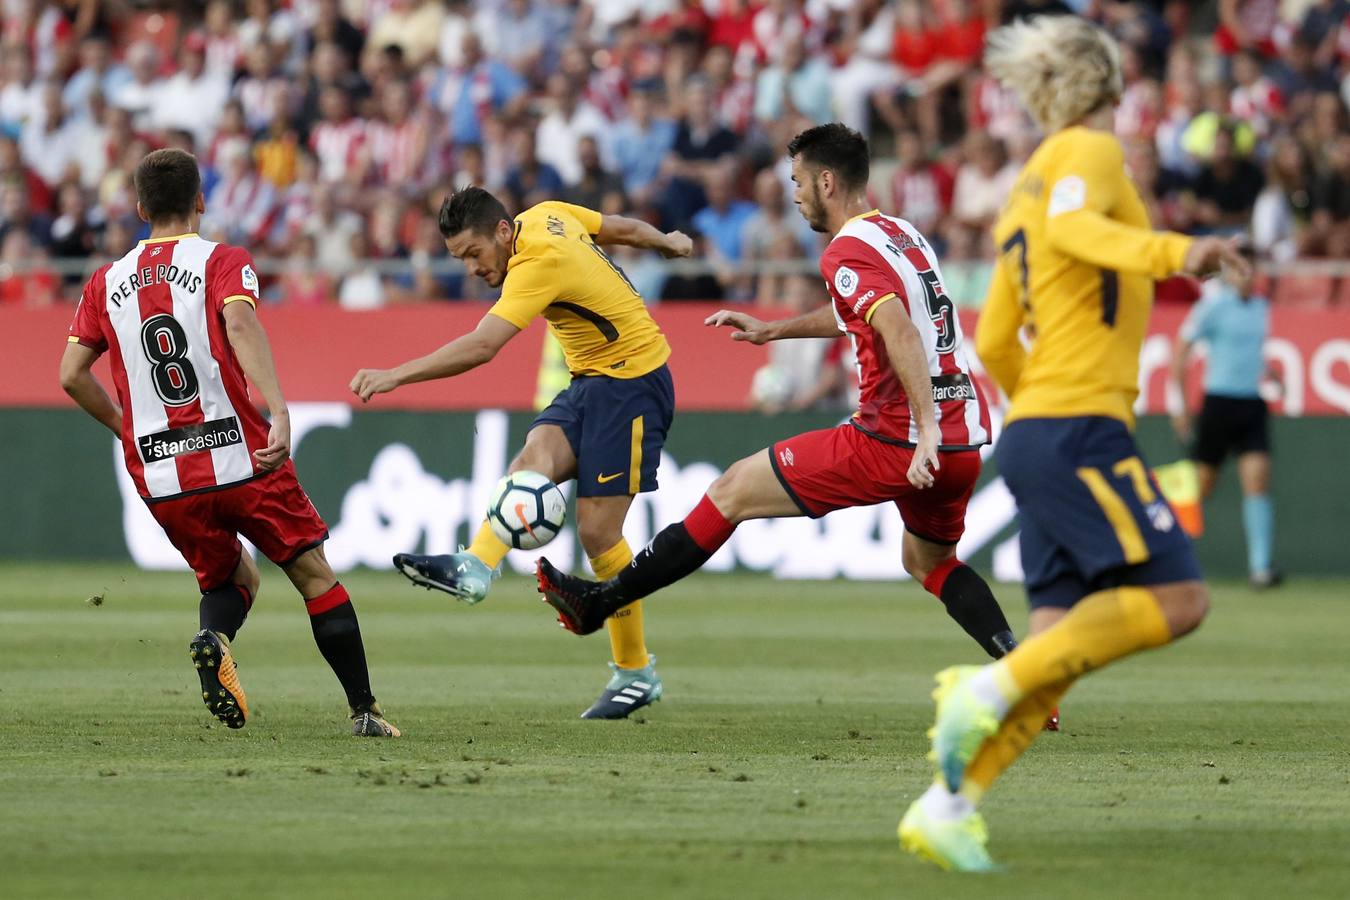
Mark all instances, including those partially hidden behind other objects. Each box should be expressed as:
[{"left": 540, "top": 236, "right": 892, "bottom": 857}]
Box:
[
  {"left": 283, "top": 546, "right": 337, "bottom": 598},
  {"left": 577, "top": 520, "right": 622, "bottom": 559},
  {"left": 705, "top": 462, "right": 751, "bottom": 522},
  {"left": 901, "top": 545, "right": 937, "bottom": 583},
  {"left": 232, "top": 554, "right": 261, "bottom": 598},
  {"left": 901, "top": 532, "right": 954, "bottom": 583},
  {"left": 1164, "top": 582, "right": 1210, "bottom": 638}
]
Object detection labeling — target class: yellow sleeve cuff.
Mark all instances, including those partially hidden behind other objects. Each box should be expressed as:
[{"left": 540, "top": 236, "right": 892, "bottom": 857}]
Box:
[
  {"left": 67, "top": 335, "right": 81, "bottom": 343},
  {"left": 1157, "top": 234, "right": 1193, "bottom": 279},
  {"left": 486, "top": 307, "right": 532, "bottom": 330},
  {"left": 863, "top": 293, "right": 897, "bottom": 324},
  {"left": 222, "top": 294, "right": 257, "bottom": 308}
]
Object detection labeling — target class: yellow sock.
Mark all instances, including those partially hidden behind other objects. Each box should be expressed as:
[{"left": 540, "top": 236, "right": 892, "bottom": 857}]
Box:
[
  {"left": 1003, "top": 587, "right": 1172, "bottom": 697},
  {"left": 960, "top": 680, "right": 1070, "bottom": 804},
  {"left": 590, "top": 539, "right": 649, "bottom": 670},
  {"left": 956, "top": 588, "right": 1169, "bottom": 803},
  {"left": 467, "top": 521, "right": 510, "bottom": 569}
]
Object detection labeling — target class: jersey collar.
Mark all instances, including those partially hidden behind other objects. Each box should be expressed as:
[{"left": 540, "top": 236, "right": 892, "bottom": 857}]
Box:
[
  {"left": 141, "top": 232, "right": 198, "bottom": 245},
  {"left": 844, "top": 208, "right": 880, "bottom": 225}
]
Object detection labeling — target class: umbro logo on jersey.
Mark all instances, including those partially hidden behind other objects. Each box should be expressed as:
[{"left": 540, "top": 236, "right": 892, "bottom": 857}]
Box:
[
  {"left": 779, "top": 448, "right": 795, "bottom": 467},
  {"left": 852, "top": 289, "right": 875, "bottom": 314}
]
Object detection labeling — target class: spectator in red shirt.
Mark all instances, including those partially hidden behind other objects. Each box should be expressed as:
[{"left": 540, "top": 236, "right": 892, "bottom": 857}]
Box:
[
  {"left": 277, "top": 233, "right": 334, "bottom": 307},
  {"left": 887, "top": 129, "right": 954, "bottom": 241},
  {"left": 0, "top": 228, "right": 58, "bottom": 307},
  {"left": 1229, "top": 48, "right": 1285, "bottom": 138},
  {"left": 878, "top": 0, "right": 987, "bottom": 148},
  {"left": 707, "top": 0, "right": 758, "bottom": 59},
  {"left": 309, "top": 86, "right": 367, "bottom": 189},
  {"left": 203, "top": 142, "right": 278, "bottom": 247},
  {"left": 1216, "top": 0, "right": 1282, "bottom": 60}
]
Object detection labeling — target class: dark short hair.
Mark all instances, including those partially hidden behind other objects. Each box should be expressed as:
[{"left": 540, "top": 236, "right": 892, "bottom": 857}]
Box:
[
  {"left": 134, "top": 148, "right": 201, "bottom": 223},
  {"left": 787, "top": 123, "right": 870, "bottom": 191},
  {"left": 437, "top": 186, "right": 510, "bottom": 238}
]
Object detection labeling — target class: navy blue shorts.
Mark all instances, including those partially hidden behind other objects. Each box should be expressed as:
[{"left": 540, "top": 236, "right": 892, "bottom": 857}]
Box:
[
  {"left": 997, "top": 416, "right": 1202, "bottom": 610},
  {"left": 532, "top": 364, "right": 675, "bottom": 498}
]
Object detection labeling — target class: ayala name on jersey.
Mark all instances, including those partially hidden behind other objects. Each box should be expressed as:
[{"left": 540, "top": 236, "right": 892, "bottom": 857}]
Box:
[
  {"left": 820, "top": 211, "right": 991, "bottom": 450},
  {"left": 69, "top": 235, "right": 271, "bottom": 501}
]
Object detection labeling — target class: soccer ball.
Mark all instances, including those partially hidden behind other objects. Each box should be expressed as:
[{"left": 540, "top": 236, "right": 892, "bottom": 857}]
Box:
[{"left": 487, "top": 470, "right": 567, "bottom": 550}]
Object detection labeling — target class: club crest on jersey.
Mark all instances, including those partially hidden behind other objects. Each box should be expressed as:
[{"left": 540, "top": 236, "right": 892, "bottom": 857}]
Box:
[
  {"left": 241, "top": 264, "right": 259, "bottom": 296},
  {"left": 1146, "top": 500, "right": 1176, "bottom": 533},
  {"left": 834, "top": 266, "right": 859, "bottom": 297}
]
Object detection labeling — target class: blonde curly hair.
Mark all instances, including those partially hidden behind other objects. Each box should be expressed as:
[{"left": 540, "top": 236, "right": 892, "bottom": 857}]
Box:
[{"left": 984, "top": 16, "right": 1123, "bottom": 134}]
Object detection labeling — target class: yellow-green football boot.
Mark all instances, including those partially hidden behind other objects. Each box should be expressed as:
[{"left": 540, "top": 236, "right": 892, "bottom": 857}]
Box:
[
  {"left": 928, "top": 665, "right": 1002, "bottom": 792},
  {"left": 898, "top": 787, "right": 999, "bottom": 873}
]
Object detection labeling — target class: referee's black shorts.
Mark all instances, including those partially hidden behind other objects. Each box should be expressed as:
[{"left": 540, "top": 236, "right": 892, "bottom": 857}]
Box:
[{"left": 1193, "top": 394, "right": 1270, "bottom": 467}]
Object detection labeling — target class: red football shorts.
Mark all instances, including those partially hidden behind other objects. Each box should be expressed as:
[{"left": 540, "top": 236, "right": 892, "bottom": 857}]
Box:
[
  {"left": 146, "top": 461, "right": 329, "bottom": 591},
  {"left": 769, "top": 423, "right": 982, "bottom": 544}
]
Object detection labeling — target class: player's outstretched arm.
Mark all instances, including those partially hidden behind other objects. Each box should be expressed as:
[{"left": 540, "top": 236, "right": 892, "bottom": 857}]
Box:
[
  {"left": 869, "top": 300, "right": 941, "bottom": 490},
  {"left": 596, "top": 214, "right": 692, "bottom": 259},
  {"left": 59, "top": 342, "right": 122, "bottom": 435},
  {"left": 223, "top": 300, "right": 291, "bottom": 470},
  {"left": 705, "top": 304, "right": 838, "bottom": 343},
  {"left": 350, "top": 313, "right": 520, "bottom": 402}
]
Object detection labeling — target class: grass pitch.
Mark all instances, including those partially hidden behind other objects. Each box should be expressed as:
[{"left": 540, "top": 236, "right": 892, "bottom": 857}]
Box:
[{"left": 2, "top": 564, "right": 1348, "bottom": 899}]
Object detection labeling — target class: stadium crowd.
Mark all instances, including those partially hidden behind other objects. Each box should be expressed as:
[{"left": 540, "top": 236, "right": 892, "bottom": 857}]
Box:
[{"left": 0, "top": 0, "right": 1347, "bottom": 316}]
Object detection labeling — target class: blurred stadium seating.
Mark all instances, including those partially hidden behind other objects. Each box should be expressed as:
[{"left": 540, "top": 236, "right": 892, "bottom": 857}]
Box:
[{"left": 0, "top": 2, "right": 1346, "bottom": 353}]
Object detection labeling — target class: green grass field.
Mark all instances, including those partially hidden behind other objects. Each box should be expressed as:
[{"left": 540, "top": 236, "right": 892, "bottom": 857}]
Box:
[{"left": 2, "top": 564, "right": 1349, "bottom": 899}]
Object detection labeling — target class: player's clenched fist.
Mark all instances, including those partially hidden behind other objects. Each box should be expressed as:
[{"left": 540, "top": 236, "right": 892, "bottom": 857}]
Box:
[
  {"left": 906, "top": 428, "right": 940, "bottom": 490},
  {"left": 705, "top": 309, "right": 773, "bottom": 344},
  {"left": 351, "top": 368, "right": 400, "bottom": 402},
  {"left": 661, "top": 230, "right": 693, "bottom": 259}
]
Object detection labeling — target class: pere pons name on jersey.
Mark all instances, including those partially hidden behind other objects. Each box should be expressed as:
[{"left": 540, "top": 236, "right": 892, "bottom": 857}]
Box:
[{"left": 108, "top": 264, "right": 205, "bottom": 307}]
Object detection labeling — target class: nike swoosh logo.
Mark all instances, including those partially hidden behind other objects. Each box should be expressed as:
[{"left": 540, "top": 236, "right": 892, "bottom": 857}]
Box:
[
  {"left": 514, "top": 502, "right": 538, "bottom": 541},
  {"left": 597, "top": 472, "right": 625, "bottom": 484}
]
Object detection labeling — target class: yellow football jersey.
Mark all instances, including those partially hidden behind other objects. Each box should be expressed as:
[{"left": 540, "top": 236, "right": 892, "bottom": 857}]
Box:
[
  {"left": 976, "top": 127, "right": 1194, "bottom": 428},
  {"left": 488, "top": 201, "right": 670, "bottom": 379}
]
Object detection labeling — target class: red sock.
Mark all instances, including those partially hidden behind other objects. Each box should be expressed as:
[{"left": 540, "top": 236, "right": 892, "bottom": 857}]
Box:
[
  {"left": 922, "top": 557, "right": 962, "bottom": 597},
  {"left": 683, "top": 494, "right": 735, "bottom": 553},
  {"left": 305, "top": 582, "right": 350, "bottom": 616}
]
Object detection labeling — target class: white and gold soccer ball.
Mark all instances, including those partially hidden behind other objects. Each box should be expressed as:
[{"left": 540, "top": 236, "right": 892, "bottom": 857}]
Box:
[{"left": 487, "top": 470, "right": 567, "bottom": 550}]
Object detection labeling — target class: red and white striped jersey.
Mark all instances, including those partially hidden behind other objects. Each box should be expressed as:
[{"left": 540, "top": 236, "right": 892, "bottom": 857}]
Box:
[
  {"left": 68, "top": 234, "right": 272, "bottom": 501},
  {"left": 819, "top": 210, "right": 991, "bottom": 450},
  {"left": 310, "top": 118, "right": 367, "bottom": 183},
  {"left": 365, "top": 116, "right": 428, "bottom": 186}
]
